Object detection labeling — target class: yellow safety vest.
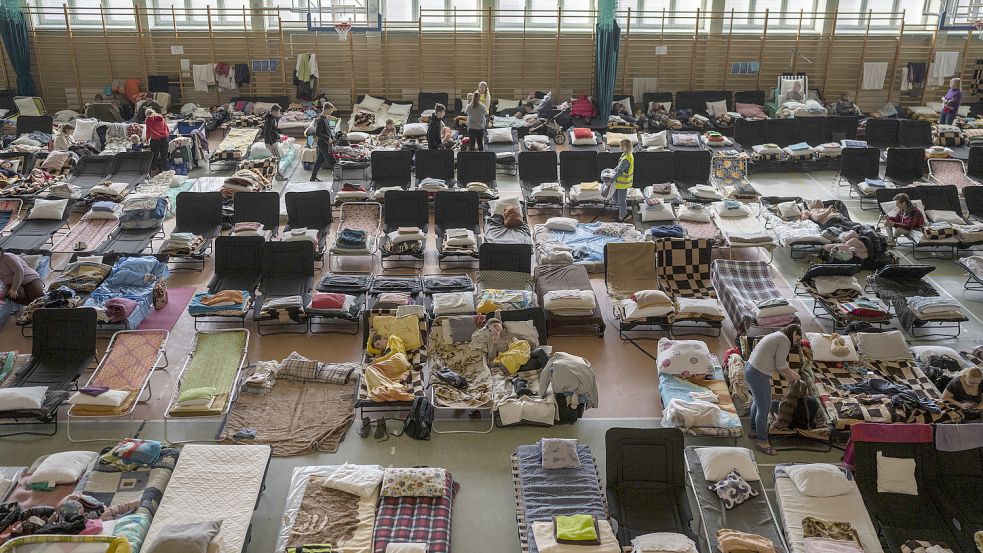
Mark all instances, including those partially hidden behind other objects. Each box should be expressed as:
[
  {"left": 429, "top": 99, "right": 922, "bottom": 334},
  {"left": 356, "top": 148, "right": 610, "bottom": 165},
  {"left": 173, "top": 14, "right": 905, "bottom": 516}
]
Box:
[{"left": 615, "top": 151, "right": 634, "bottom": 189}]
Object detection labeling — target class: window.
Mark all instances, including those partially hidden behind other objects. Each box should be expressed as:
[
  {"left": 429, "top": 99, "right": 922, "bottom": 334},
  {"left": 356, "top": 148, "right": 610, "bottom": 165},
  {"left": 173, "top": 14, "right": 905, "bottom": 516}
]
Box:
[
  {"left": 30, "top": 0, "right": 135, "bottom": 28},
  {"left": 494, "top": 0, "right": 596, "bottom": 31},
  {"left": 724, "top": 0, "right": 820, "bottom": 30},
  {"left": 149, "top": 0, "right": 251, "bottom": 29},
  {"left": 946, "top": 0, "right": 983, "bottom": 25},
  {"left": 836, "top": 0, "right": 940, "bottom": 29},
  {"left": 616, "top": 0, "right": 709, "bottom": 31},
  {"left": 380, "top": 0, "right": 480, "bottom": 27}
]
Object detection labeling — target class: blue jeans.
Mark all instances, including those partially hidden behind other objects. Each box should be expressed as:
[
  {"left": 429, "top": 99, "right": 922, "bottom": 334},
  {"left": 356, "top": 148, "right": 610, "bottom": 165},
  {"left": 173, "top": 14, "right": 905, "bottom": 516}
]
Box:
[
  {"left": 613, "top": 187, "right": 628, "bottom": 220},
  {"left": 940, "top": 110, "right": 956, "bottom": 125},
  {"left": 744, "top": 362, "right": 772, "bottom": 442}
]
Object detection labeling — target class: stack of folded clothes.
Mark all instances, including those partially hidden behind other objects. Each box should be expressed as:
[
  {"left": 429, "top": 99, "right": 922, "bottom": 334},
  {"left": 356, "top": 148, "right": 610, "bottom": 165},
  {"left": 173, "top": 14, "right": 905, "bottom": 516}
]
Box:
[
  {"left": 418, "top": 177, "right": 447, "bottom": 192},
  {"left": 531, "top": 181, "right": 564, "bottom": 200},
  {"left": 688, "top": 184, "right": 724, "bottom": 201},
  {"left": 305, "top": 292, "right": 356, "bottom": 315},
  {"left": 335, "top": 182, "right": 369, "bottom": 201},
  {"left": 443, "top": 228, "right": 476, "bottom": 253},
  {"left": 259, "top": 295, "right": 307, "bottom": 322},
  {"left": 648, "top": 224, "right": 686, "bottom": 238},
  {"left": 838, "top": 297, "right": 889, "bottom": 318},
  {"left": 336, "top": 228, "right": 368, "bottom": 251},
  {"left": 89, "top": 181, "right": 129, "bottom": 201},
  {"left": 857, "top": 177, "right": 890, "bottom": 195},
  {"left": 88, "top": 200, "right": 120, "bottom": 218},
  {"left": 221, "top": 168, "right": 269, "bottom": 198},
  {"left": 543, "top": 289, "right": 597, "bottom": 316},
  {"left": 231, "top": 221, "right": 267, "bottom": 238},
  {"left": 44, "top": 181, "right": 80, "bottom": 200},
  {"left": 907, "top": 296, "right": 964, "bottom": 320},
  {"left": 118, "top": 195, "right": 166, "bottom": 229},
  {"left": 569, "top": 180, "right": 603, "bottom": 202},
  {"left": 282, "top": 226, "right": 318, "bottom": 245},
  {"left": 384, "top": 226, "right": 426, "bottom": 254},
  {"left": 158, "top": 232, "right": 203, "bottom": 255},
  {"left": 753, "top": 298, "right": 797, "bottom": 327},
  {"left": 188, "top": 289, "right": 251, "bottom": 316}
]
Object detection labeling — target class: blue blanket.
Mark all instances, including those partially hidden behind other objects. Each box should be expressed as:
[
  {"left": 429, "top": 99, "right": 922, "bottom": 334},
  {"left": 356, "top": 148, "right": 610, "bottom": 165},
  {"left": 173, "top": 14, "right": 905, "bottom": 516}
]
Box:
[
  {"left": 658, "top": 367, "right": 741, "bottom": 430},
  {"left": 545, "top": 223, "right": 625, "bottom": 264}
]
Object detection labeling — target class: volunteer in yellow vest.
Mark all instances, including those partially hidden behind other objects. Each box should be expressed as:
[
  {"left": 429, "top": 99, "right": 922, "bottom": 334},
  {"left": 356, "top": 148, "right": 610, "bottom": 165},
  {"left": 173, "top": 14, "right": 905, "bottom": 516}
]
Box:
[{"left": 612, "top": 139, "right": 634, "bottom": 221}]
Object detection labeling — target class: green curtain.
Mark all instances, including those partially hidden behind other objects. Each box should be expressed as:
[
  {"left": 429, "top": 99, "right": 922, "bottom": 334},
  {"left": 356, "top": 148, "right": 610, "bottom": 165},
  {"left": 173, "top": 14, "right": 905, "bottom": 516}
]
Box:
[
  {"left": 0, "top": 0, "right": 35, "bottom": 96},
  {"left": 594, "top": 20, "right": 620, "bottom": 123}
]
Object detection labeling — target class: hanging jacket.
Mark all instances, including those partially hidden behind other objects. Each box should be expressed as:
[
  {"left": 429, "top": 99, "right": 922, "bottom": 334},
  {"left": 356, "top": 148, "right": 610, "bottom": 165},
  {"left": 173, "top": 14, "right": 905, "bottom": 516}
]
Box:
[
  {"left": 539, "top": 351, "right": 598, "bottom": 408},
  {"left": 233, "top": 63, "right": 251, "bottom": 86}
]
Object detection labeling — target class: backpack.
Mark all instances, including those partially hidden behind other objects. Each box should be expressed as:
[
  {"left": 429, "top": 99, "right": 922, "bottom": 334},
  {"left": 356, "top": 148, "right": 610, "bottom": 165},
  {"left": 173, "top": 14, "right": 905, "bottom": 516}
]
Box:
[{"left": 403, "top": 396, "right": 434, "bottom": 440}]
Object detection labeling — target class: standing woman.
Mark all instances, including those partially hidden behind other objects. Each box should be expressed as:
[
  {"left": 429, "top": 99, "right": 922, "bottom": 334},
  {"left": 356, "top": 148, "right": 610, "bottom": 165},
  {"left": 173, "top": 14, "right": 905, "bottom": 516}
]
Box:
[
  {"left": 262, "top": 104, "right": 285, "bottom": 180},
  {"left": 477, "top": 81, "right": 492, "bottom": 111},
  {"left": 610, "top": 139, "right": 634, "bottom": 221},
  {"left": 744, "top": 324, "right": 801, "bottom": 456},
  {"left": 309, "top": 102, "right": 336, "bottom": 182},
  {"left": 464, "top": 91, "right": 487, "bottom": 152},
  {"left": 144, "top": 108, "right": 170, "bottom": 175},
  {"left": 940, "top": 78, "right": 962, "bottom": 126}
]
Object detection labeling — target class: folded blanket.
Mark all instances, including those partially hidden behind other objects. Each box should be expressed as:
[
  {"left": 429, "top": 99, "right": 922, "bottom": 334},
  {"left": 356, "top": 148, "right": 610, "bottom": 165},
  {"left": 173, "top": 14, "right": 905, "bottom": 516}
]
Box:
[
  {"left": 68, "top": 389, "right": 128, "bottom": 407},
  {"left": 105, "top": 297, "right": 138, "bottom": 323},
  {"left": 337, "top": 228, "right": 368, "bottom": 249},
  {"left": 543, "top": 289, "right": 597, "bottom": 312}
]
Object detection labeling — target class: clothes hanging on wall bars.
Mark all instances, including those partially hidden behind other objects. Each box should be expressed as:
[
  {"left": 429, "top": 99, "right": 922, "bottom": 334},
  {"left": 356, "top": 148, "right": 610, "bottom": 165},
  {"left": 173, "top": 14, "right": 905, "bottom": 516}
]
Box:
[
  {"left": 234, "top": 63, "right": 251, "bottom": 87},
  {"left": 862, "top": 62, "right": 887, "bottom": 90},
  {"left": 929, "top": 51, "right": 960, "bottom": 87},
  {"left": 294, "top": 53, "right": 319, "bottom": 101},
  {"left": 901, "top": 62, "right": 927, "bottom": 92},
  {"left": 192, "top": 64, "right": 216, "bottom": 93}
]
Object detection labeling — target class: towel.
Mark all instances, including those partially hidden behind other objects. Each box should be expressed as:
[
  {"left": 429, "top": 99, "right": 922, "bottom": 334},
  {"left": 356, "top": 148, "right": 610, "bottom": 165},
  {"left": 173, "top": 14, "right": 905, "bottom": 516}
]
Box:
[
  {"left": 929, "top": 51, "right": 960, "bottom": 86},
  {"left": 104, "top": 297, "right": 137, "bottom": 323},
  {"left": 862, "top": 62, "right": 888, "bottom": 90}
]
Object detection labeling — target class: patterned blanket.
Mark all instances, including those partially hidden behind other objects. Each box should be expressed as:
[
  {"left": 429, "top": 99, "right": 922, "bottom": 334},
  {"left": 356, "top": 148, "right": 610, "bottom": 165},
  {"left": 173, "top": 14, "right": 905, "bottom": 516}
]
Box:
[{"left": 372, "top": 472, "right": 457, "bottom": 553}]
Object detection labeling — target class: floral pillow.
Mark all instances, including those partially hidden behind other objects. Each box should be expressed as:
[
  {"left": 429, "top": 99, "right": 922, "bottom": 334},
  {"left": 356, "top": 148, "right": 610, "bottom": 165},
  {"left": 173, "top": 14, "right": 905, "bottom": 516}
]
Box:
[
  {"left": 708, "top": 469, "right": 758, "bottom": 510},
  {"left": 656, "top": 338, "right": 712, "bottom": 377},
  {"left": 380, "top": 467, "right": 447, "bottom": 497}
]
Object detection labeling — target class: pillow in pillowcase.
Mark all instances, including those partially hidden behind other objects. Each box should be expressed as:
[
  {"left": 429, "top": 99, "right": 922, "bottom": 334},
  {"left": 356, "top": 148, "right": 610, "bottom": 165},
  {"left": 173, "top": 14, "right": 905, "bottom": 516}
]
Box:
[{"left": 572, "top": 127, "right": 593, "bottom": 140}]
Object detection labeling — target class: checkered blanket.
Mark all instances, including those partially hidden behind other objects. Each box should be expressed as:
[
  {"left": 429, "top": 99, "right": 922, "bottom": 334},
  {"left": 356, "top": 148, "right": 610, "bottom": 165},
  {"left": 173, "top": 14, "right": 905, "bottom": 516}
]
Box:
[
  {"left": 866, "top": 358, "right": 963, "bottom": 424},
  {"left": 237, "top": 158, "right": 276, "bottom": 179},
  {"left": 221, "top": 114, "right": 264, "bottom": 129},
  {"left": 372, "top": 472, "right": 458, "bottom": 553},
  {"left": 711, "top": 259, "right": 796, "bottom": 335},
  {"left": 654, "top": 238, "right": 716, "bottom": 299}
]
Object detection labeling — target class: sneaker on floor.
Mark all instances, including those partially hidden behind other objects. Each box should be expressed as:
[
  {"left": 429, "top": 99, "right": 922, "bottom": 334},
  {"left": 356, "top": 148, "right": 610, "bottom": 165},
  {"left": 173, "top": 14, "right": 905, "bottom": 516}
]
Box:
[
  {"left": 310, "top": 176, "right": 322, "bottom": 182},
  {"left": 357, "top": 416, "right": 371, "bottom": 438}
]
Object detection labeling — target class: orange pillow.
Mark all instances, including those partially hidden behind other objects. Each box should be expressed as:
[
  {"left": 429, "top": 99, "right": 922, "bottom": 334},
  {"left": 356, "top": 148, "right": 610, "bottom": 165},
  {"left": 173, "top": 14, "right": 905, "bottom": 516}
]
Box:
[
  {"left": 503, "top": 205, "right": 523, "bottom": 228},
  {"left": 572, "top": 127, "right": 593, "bottom": 140}
]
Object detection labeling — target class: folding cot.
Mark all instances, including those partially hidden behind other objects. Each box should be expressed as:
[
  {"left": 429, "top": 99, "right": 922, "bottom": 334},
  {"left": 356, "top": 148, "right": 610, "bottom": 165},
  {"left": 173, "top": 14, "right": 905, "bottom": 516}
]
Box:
[
  {"left": 685, "top": 446, "right": 788, "bottom": 553},
  {"left": 871, "top": 264, "right": 968, "bottom": 338},
  {"left": 968, "top": 146, "right": 983, "bottom": 182},
  {"left": 48, "top": 216, "right": 118, "bottom": 267},
  {"left": 92, "top": 197, "right": 167, "bottom": 257},
  {"left": 864, "top": 118, "right": 899, "bottom": 149},
  {"left": 328, "top": 201, "right": 382, "bottom": 272},
  {"left": 104, "top": 151, "right": 153, "bottom": 188},
  {"left": 164, "top": 190, "right": 223, "bottom": 270},
  {"left": 797, "top": 264, "right": 890, "bottom": 330},
  {"left": 878, "top": 184, "right": 974, "bottom": 258},
  {"left": 840, "top": 146, "right": 884, "bottom": 210},
  {"left": 714, "top": 203, "right": 777, "bottom": 258},
  {"left": 209, "top": 127, "right": 259, "bottom": 170},
  {"left": 82, "top": 254, "right": 168, "bottom": 331},
  {"left": 0, "top": 198, "right": 21, "bottom": 235},
  {"left": 66, "top": 329, "right": 169, "bottom": 442},
  {"left": 668, "top": 131, "right": 705, "bottom": 152},
  {"left": 774, "top": 463, "right": 883, "bottom": 553},
  {"left": 659, "top": 346, "right": 740, "bottom": 438},
  {"left": 457, "top": 150, "right": 499, "bottom": 198},
  {"left": 512, "top": 441, "right": 613, "bottom": 553},
  {"left": 518, "top": 151, "right": 562, "bottom": 211},
  {"left": 434, "top": 190, "right": 481, "bottom": 268},
  {"left": 142, "top": 444, "right": 271, "bottom": 553},
  {"left": 475, "top": 242, "right": 537, "bottom": 319},
  {"left": 276, "top": 464, "right": 382, "bottom": 552},
  {"left": 851, "top": 425, "right": 961, "bottom": 552},
  {"left": 605, "top": 428, "right": 696, "bottom": 545},
  {"left": 654, "top": 237, "right": 725, "bottom": 337},
  {"left": 635, "top": 151, "right": 675, "bottom": 194},
  {"left": 379, "top": 189, "right": 429, "bottom": 269},
  {"left": 828, "top": 115, "right": 860, "bottom": 140},
  {"left": 415, "top": 148, "right": 457, "bottom": 189},
  {"left": 489, "top": 307, "right": 555, "bottom": 427},
  {"left": 427, "top": 315, "right": 496, "bottom": 433},
  {"left": 534, "top": 263, "right": 604, "bottom": 337},
  {"left": 283, "top": 188, "right": 332, "bottom": 265},
  {"left": 761, "top": 196, "right": 844, "bottom": 258},
  {"left": 0, "top": 308, "right": 97, "bottom": 437},
  {"left": 232, "top": 190, "right": 280, "bottom": 238},
  {"left": 423, "top": 273, "right": 474, "bottom": 319},
  {"left": 763, "top": 118, "right": 798, "bottom": 147},
  {"left": 560, "top": 150, "right": 605, "bottom": 211},
  {"left": 796, "top": 115, "right": 827, "bottom": 146},
  {"left": 366, "top": 274, "right": 423, "bottom": 312},
  {"left": 309, "top": 272, "right": 371, "bottom": 334},
  {"left": 884, "top": 147, "right": 927, "bottom": 185},
  {"left": 928, "top": 157, "right": 979, "bottom": 193},
  {"left": 356, "top": 299, "right": 428, "bottom": 421},
  {"left": 253, "top": 240, "right": 315, "bottom": 334},
  {"left": 534, "top": 219, "right": 640, "bottom": 273},
  {"left": 0, "top": 201, "right": 70, "bottom": 252},
  {"left": 566, "top": 128, "right": 604, "bottom": 152},
  {"left": 372, "top": 468, "right": 458, "bottom": 553},
  {"left": 164, "top": 329, "right": 250, "bottom": 442},
  {"left": 485, "top": 201, "right": 533, "bottom": 245},
  {"left": 711, "top": 259, "right": 800, "bottom": 336},
  {"left": 604, "top": 241, "right": 672, "bottom": 337},
  {"left": 898, "top": 119, "right": 933, "bottom": 148},
  {"left": 734, "top": 118, "right": 765, "bottom": 150},
  {"left": 485, "top": 128, "right": 520, "bottom": 172},
  {"left": 191, "top": 235, "right": 264, "bottom": 328},
  {"left": 369, "top": 149, "right": 413, "bottom": 191},
  {"left": 673, "top": 150, "right": 713, "bottom": 192}
]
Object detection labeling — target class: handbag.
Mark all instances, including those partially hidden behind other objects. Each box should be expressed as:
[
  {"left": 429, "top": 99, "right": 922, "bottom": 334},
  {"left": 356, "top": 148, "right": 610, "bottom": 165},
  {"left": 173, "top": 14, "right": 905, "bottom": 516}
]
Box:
[{"left": 152, "top": 276, "right": 168, "bottom": 310}]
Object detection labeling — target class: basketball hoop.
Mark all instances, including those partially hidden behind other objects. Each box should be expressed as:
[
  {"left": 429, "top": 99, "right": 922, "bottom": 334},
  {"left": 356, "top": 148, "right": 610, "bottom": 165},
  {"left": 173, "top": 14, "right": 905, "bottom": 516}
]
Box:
[{"left": 334, "top": 21, "right": 353, "bottom": 41}]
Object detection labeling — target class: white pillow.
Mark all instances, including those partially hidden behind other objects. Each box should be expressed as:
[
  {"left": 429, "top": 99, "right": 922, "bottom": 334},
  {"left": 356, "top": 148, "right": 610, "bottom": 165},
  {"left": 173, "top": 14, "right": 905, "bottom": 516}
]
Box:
[
  {"left": 504, "top": 320, "right": 540, "bottom": 348},
  {"left": 676, "top": 297, "right": 724, "bottom": 317},
  {"left": 695, "top": 447, "right": 760, "bottom": 481},
  {"left": 623, "top": 302, "right": 675, "bottom": 320},
  {"left": 346, "top": 131, "right": 369, "bottom": 143},
  {"left": 910, "top": 345, "right": 970, "bottom": 368},
  {"left": 402, "top": 123, "right": 427, "bottom": 137},
  {"left": 489, "top": 196, "right": 520, "bottom": 217},
  {"left": 81, "top": 206, "right": 121, "bottom": 221},
  {"left": 641, "top": 203, "right": 676, "bottom": 223},
  {"left": 785, "top": 464, "right": 853, "bottom": 497},
  {"left": 28, "top": 198, "right": 68, "bottom": 220},
  {"left": 0, "top": 386, "right": 47, "bottom": 411},
  {"left": 713, "top": 202, "right": 750, "bottom": 218},
  {"left": 641, "top": 131, "right": 668, "bottom": 149},
  {"left": 41, "top": 151, "right": 70, "bottom": 170},
  {"left": 688, "top": 185, "right": 723, "bottom": 200},
  {"left": 497, "top": 99, "right": 521, "bottom": 111},
  {"left": 856, "top": 330, "right": 911, "bottom": 361},
  {"left": 656, "top": 338, "right": 712, "bottom": 377},
  {"left": 876, "top": 451, "right": 918, "bottom": 495},
  {"left": 613, "top": 97, "right": 632, "bottom": 115},
  {"left": 879, "top": 199, "right": 924, "bottom": 218},
  {"left": 926, "top": 209, "right": 965, "bottom": 225},
  {"left": 706, "top": 100, "right": 728, "bottom": 118},
  {"left": 28, "top": 451, "right": 95, "bottom": 487},
  {"left": 67, "top": 389, "right": 129, "bottom": 407},
  {"left": 570, "top": 130, "right": 597, "bottom": 146},
  {"left": 72, "top": 118, "right": 98, "bottom": 143},
  {"left": 524, "top": 134, "right": 550, "bottom": 145},
  {"left": 776, "top": 201, "right": 801, "bottom": 219},
  {"left": 360, "top": 95, "right": 386, "bottom": 111},
  {"left": 487, "top": 127, "right": 514, "bottom": 143},
  {"left": 752, "top": 144, "right": 782, "bottom": 156},
  {"left": 811, "top": 275, "right": 863, "bottom": 296},
  {"left": 321, "top": 463, "right": 384, "bottom": 498},
  {"left": 677, "top": 204, "right": 711, "bottom": 223},
  {"left": 545, "top": 217, "right": 578, "bottom": 232},
  {"left": 387, "top": 102, "right": 412, "bottom": 117},
  {"left": 432, "top": 292, "right": 475, "bottom": 316},
  {"left": 806, "top": 332, "right": 860, "bottom": 363},
  {"left": 606, "top": 132, "right": 639, "bottom": 147}
]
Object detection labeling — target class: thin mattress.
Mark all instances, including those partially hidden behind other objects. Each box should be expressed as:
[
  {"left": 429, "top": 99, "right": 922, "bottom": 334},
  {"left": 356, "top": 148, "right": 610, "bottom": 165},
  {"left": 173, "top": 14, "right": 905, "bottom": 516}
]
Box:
[
  {"left": 774, "top": 464, "right": 883, "bottom": 553},
  {"left": 68, "top": 329, "right": 167, "bottom": 417},
  {"left": 533, "top": 222, "right": 639, "bottom": 273},
  {"left": 142, "top": 444, "right": 271, "bottom": 553},
  {"left": 659, "top": 366, "right": 742, "bottom": 438},
  {"left": 534, "top": 263, "right": 603, "bottom": 334},
  {"left": 166, "top": 329, "right": 248, "bottom": 418},
  {"left": 212, "top": 127, "right": 259, "bottom": 160}
]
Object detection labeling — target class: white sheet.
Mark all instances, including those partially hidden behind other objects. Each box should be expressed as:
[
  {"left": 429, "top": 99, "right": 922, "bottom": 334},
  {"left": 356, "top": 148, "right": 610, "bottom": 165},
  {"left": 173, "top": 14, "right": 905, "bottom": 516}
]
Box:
[
  {"left": 715, "top": 213, "right": 777, "bottom": 248},
  {"left": 143, "top": 444, "right": 271, "bottom": 553},
  {"left": 768, "top": 216, "right": 829, "bottom": 247},
  {"left": 775, "top": 470, "right": 883, "bottom": 553},
  {"left": 348, "top": 102, "right": 411, "bottom": 133}
]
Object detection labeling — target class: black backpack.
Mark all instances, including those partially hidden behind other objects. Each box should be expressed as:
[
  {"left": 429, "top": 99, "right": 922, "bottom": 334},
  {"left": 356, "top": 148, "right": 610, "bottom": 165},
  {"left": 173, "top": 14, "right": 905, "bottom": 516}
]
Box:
[{"left": 403, "top": 396, "right": 434, "bottom": 440}]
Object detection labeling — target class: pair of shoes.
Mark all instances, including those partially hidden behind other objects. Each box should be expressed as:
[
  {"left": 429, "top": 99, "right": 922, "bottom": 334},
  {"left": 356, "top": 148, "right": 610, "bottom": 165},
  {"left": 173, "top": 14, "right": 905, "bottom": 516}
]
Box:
[
  {"left": 374, "top": 418, "right": 389, "bottom": 441},
  {"left": 310, "top": 176, "right": 322, "bottom": 182},
  {"left": 357, "top": 416, "right": 371, "bottom": 438}
]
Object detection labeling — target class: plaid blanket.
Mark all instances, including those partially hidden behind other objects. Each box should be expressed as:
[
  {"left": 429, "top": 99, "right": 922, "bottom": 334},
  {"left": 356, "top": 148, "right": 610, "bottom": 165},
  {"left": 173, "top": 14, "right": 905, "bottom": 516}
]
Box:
[
  {"left": 372, "top": 472, "right": 458, "bottom": 553},
  {"left": 711, "top": 259, "right": 796, "bottom": 335}
]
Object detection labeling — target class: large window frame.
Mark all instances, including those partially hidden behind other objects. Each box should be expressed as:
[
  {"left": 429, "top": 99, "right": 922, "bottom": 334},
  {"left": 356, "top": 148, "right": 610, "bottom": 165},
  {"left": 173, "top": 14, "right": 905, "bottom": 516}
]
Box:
[
  {"left": 835, "top": 0, "right": 941, "bottom": 30},
  {"left": 725, "top": 0, "right": 821, "bottom": 31},
  {"left": 30, "top": 0, "right": 135, "bottom": 29}
]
